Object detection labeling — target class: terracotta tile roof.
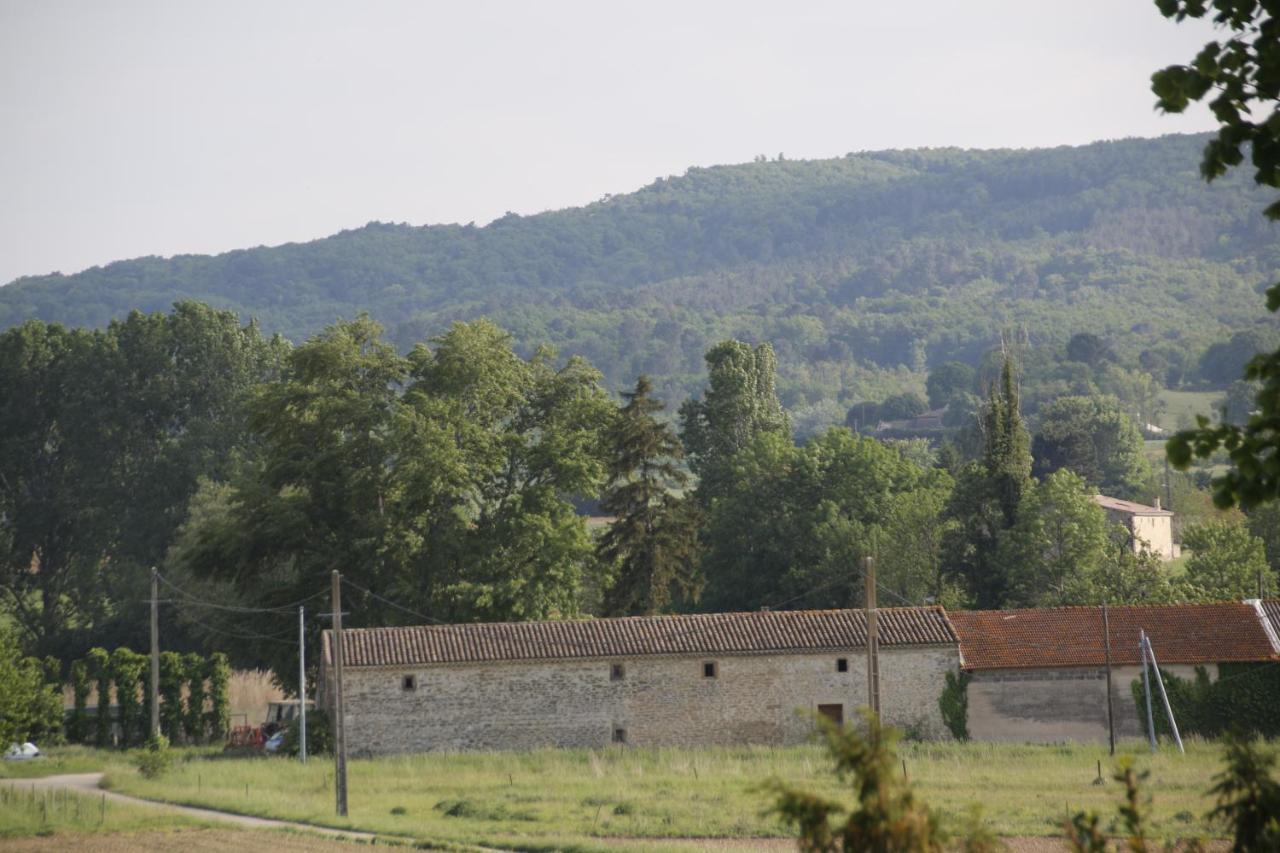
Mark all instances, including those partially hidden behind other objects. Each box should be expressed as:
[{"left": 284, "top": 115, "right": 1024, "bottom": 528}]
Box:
[
  {"left": 1092, "top": 495, "right": 1172, "bottom": 516},
  {"left": 951, "top": 603, "right": 1278, "bottom": 670},
  {"left": 323, "top": 606, "right": 957, "bottom": 668}
]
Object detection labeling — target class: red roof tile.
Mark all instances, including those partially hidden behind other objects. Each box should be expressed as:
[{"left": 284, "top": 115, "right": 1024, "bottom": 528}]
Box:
[
  {"left": 951, "top": 603, "right": 1277, "bottom": 670},
  {"left": 323, "top": 606, "right": 957, "bottom": 668}
]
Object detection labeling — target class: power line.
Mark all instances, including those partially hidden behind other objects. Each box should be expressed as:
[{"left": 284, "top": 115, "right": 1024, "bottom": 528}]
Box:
[
  {"left": 156, "top": 572, "right": 325, "bottom": 614},
  {"left": 178, "top": 610, "right": 298, "bottom": 646}
]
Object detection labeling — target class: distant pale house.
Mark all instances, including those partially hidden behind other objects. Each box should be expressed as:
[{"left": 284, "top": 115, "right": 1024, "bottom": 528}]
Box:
[{"left": 1092, "top": 495, "right": 1178, "bottom": 561}]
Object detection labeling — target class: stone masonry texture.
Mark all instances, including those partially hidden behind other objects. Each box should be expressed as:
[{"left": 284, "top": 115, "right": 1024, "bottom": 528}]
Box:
[{"left": 339, "top": 646, "right": 959, "bottom": 755}]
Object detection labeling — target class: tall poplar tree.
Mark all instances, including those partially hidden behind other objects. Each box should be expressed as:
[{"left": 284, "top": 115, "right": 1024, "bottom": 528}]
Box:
[
  {"left": 679, "top": 340, "right": 789, "bottom": 505},
  {"left": 598, "top": 377, "right": 701, "bottom": 616}
]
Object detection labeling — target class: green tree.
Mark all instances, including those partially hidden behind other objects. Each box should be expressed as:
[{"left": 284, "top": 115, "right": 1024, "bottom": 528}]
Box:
[
  {"left": 984, "top": 353, "right": 1033, "bottom": 526},
  {"left": 942, "top": 352, "right": 1032, "bottom": 607},
  {"left": 158, "top": 651, "right": 184, "bottom": 743},
  {"left": 170, "top": 318, "right": 613, "bottom": 685},
  {"left": 877, "top": 471, "right": 957, "bottom": 606},
  {"left": 699, "top": 428, "right": 938, "bottom": 611},
  {"left": 680, "top": 340, "right": 789, "bottom": 504},
  {"left": 0, "top": 630, "right": 60, "bottom": 747},
  {"left": 0, "top": 304, "right": 284, "bottom": 656},
  {"left": 1032, "top": 395, "right": 1151, "bottom": 497},
  {"left": 598, "top": 377, "right": 702, "bottom": 616},
  {"left": 1183, "top": 520, "right": 1272, "bottom": 599},
  {"left": 1093, "top": 546, "right": 1180, "bottom": 606},
  {"left": 1066, "top": 332, "right": 1114, "bottom": 368},
  {"left": 1155, "top": 0, "right": 1280, "bottom": 509},
  {"left": 926, "top": 361, "right": 977, "bottom": 410},
  {"left": 69, "top": 658, "right": 91, "bottom": 743},
  {"left": 1001, "top": 470, "right": 1110, "bottom": 608},
  {"left": 1246, "top": 501, "right": 1280, "bottom": 579}
]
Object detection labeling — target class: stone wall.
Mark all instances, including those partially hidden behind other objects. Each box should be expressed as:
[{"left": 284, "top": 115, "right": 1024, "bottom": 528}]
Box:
[
  {"left": 967, "top": 663, "right": 1214, "bottom": 743},
  {"left": 335, "top": 645, "right": 959, "bottom": 755}
]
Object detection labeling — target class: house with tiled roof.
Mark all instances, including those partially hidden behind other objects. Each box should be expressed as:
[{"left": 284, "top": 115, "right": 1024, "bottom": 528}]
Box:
[
  {"left": 1092, "top": 494, "right": 1178, "bottom": 561},
  {"left": 321, "top": 606, "right": 960, "bottom": 755},
  {"left": 950, "top": 602, "right": 1278, "bottom": 743}
]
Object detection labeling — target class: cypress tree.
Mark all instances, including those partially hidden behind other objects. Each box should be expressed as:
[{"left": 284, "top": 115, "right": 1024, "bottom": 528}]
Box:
[
  {"left": 983, "top": 352, "right": 1032, "bottom": 526},
  {"left": 599, "top": 376, "right": 702, "bottom": 616}
]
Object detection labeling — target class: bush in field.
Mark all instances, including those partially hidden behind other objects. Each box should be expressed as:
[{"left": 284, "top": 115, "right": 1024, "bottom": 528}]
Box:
[
  {"left": 769, "top": 711, "right": 945, "bottom": 852},
  {"left": 1208, "top": 736, "right": 1280, "bottom": 851},
  {"left": 281, "top": 707, "right": 332, "bottom": 757},
  {"left": 135, "top": 732, "right": 173, "bottom": 779}
]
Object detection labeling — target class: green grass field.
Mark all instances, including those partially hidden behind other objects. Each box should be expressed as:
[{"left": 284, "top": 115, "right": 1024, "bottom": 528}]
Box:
[
  {"left": 1156, "top": 389, "right": 1222, "bottom": 432},
  {"left": 0, "top": 784, "right": 211, "bottom": 840},
  {"left": 95, "top": 739, "right": 1231, "bottom": 850}
]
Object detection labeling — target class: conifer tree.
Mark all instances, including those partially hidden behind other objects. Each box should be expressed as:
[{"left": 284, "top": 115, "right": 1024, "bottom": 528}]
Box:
[
  {"left": 943, "top": 350, "right": 1033, "bottom": 608},
  {"left": 599, "top": 376, "right": 702, "bottom": 616},
  {"left": 982, "top": 352, "right": 1032, "bottom": 526}
]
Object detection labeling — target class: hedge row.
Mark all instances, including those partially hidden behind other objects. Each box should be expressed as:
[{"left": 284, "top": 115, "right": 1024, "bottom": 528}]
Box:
[
  {"left": 1131, "top": 663, "right": 1280, "bottom": 740},
  {"left": 66, "top": 648, "right": 230, "bottom": 747}
]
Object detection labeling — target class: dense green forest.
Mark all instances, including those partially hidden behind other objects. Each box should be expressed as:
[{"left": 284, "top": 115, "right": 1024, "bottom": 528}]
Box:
[{"left": 3, "top": 133, "right": 1278, "bottom": 429}]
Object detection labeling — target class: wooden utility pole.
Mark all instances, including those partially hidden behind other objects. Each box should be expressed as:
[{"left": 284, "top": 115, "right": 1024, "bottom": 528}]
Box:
[
  {"left": 331, "top": 571, "right": 348, "bottom": 816},
  {"left": 864, "top": 556, "right": 881, "bottom": 718},
  {"left": 150, "top": 567, "right": 160, "bottom": 739},
  {"left": 298, "top": 605, "right": 307, "bottom": 764},
  {"left": 1102, "top": 603, "right": 1115, "bottom": 756}
]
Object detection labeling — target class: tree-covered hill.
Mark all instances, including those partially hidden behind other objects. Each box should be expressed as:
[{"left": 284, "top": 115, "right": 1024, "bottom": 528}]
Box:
[{"left": 3, "top": 133, "right": 1278, "bottom": 418}]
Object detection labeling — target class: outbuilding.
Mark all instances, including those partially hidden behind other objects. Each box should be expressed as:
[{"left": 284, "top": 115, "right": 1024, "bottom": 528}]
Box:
[
  {"left": 320, "top": 606, "right": 961, "bottom": 755},
  {"left": 950, "top": 602, "right": 1279, "bottom": 743}
]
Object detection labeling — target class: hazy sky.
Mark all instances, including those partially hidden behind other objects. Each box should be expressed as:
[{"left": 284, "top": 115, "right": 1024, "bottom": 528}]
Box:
[{"left": 0, "top": 0, "right": 1221, "bottom": 285}]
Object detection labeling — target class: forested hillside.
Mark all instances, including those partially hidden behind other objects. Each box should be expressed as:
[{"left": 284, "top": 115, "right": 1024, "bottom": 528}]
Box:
[{"left": 3, "top": 133, "right": 1278, "bottom": 419}]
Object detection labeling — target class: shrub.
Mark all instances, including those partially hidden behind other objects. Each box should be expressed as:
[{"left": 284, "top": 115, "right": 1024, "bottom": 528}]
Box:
[
  {"left": 939, "top": 671, "right": 970, "bottom": 741},
  {"left": 768, "top": 711, "right": 942, "bottom": 851},
  {"left": 1207, "top": 736, "right": 1280, "bottom": 851},
  {"left": 135, "top": 733, "right": 173, "bottom": 779},
  {"left": 282, "top": 707, "right": 332, "bottom": 757}
]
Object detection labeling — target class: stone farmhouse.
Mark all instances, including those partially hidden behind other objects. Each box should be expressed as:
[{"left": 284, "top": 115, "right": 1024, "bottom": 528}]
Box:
[
  {"left": 950, "top": 602, "right": 1279, "bottom": 744},
  {"left": 320, "top": 607, "right": 960, "bottom": 756},
  {"left": 1092, "top": 494, "right": 1178, "bottom": 561}
]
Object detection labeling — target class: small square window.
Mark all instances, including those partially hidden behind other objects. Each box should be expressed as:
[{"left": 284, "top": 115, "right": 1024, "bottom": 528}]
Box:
[
  {"left": 612, "top": 727, "right": 627, "bottom": 744},
  {"left": 837, "top": 658, "right": 849, "bottom": 673},
  {"left": 703, "top": 661, "right": 718, "bottom": 678},
  {"left": 610, "top": 663, "right": 625, "bottom": 681},
  {"left": 401, "top": 674, "right": 417, "bottom": 691}
]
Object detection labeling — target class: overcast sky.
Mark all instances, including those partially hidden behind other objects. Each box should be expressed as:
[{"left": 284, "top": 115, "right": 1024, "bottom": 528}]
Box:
[{"left": 0, "top": 0, "right": 1222, "bottom": 285}]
